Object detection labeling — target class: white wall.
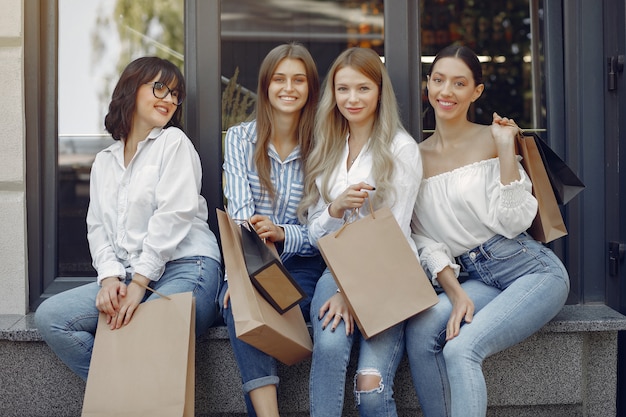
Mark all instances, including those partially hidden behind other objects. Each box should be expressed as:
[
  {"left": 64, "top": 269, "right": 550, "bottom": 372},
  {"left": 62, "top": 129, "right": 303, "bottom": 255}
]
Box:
[{"left": 0, "top": 0, "right": 27, "bottom": 314}]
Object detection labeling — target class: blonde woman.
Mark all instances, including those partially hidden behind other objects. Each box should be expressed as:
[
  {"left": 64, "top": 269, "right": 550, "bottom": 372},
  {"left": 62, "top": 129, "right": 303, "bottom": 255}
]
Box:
[{"left": 298, "top": 47, "right": 422, "bottom": 417}]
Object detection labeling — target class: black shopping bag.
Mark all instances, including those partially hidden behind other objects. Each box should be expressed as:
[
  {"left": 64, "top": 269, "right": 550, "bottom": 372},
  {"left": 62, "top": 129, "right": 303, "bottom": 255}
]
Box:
[
  {"left": 531, "top": 133, "right": 585, "bottom": 205},
  {"left": 239, "top": 221, "right": 306, "bottom": 314}
]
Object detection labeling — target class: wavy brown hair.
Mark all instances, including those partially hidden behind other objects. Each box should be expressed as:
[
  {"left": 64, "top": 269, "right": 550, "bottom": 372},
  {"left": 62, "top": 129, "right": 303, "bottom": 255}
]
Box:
[
  {"left": 252, "top": 43, "right": 320, "bottom": 200},
  {"left": 104, "top": 56, "right": 186, "bottom": 140}
]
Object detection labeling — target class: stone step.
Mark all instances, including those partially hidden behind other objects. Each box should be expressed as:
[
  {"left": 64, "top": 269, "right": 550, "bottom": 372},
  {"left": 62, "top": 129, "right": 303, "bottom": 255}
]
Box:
[{"left": 1, "top": 305, "right": 625, "bottom": 417}]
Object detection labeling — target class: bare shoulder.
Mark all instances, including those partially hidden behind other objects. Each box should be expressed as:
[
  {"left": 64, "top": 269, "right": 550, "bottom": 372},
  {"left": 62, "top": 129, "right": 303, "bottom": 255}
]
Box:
[{"left": 472, "top": 123, "right": 493, "bottom": 140}]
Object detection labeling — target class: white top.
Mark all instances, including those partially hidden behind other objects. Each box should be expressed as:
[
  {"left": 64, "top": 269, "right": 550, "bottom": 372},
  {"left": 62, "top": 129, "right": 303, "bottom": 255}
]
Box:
[
  {"left": 411, "top": 157, "right": 538, "bottom": 284},
  {"left": 86, "top": 126, "right": 221, "bottom": 285},
  {"left": 308, "top": 130, "right": 422, "bottom": 255}
]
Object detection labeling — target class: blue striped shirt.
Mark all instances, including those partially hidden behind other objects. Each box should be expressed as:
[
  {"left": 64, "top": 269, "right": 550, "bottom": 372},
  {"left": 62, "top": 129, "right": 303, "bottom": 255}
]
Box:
[{"left": 223, "top": 120, "right": 318, "bottom": 261}]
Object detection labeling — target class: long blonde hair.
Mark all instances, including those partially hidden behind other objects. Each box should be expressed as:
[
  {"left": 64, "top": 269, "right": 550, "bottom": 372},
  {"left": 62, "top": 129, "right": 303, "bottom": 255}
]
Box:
[
  {"left": 298, "top": 47, "right": 406, "bottom": 221},
  {"left": 252, "top": 43, "right": 320, "bottom": 201}
]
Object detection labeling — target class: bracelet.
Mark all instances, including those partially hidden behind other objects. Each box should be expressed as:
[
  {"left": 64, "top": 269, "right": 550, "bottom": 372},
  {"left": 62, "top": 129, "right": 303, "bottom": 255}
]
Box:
[{"left": 131, "top": 279, "right": 171, "bottom": 300}]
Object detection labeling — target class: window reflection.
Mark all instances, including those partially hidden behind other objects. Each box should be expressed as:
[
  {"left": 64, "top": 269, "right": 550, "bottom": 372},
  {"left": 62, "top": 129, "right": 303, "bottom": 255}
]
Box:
[
  {"left": 56, "top": 0, "right": 542, "bottom": 278},
  {"left": 220, "top": 0, "right": 385, "bottom": 130},
  {"left": 420, "top": 0, "right": 541, "bottom": 131},
  {"left": 58, "top": 0, "right": 184, "bottom": 277}
]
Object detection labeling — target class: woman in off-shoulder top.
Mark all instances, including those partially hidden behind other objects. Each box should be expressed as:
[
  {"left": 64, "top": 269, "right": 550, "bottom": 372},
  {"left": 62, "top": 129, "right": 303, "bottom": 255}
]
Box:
[{"left": 406, "top": 44, "right": 570, "bottom": 417}]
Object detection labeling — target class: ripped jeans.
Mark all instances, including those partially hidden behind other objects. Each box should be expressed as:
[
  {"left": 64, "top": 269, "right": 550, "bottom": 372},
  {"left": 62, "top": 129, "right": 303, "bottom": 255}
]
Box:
[{"left": 309, "top": 269, "right": 406, "bottom": 417}]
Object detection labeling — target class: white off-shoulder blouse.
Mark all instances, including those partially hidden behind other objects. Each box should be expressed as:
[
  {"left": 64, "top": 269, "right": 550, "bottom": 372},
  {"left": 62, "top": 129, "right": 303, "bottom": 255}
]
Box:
[{"left": 411, "top": 157, "right": 538, "bottom": 284}]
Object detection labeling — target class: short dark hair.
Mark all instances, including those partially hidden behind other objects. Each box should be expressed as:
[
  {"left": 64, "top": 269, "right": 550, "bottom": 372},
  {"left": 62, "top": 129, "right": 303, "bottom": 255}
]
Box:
[
  {"left": 104, "top": 57, "right": 186, "bottom": 140},
  {"left": 428, "top": 44, "right": 483, "bottom": 86}
]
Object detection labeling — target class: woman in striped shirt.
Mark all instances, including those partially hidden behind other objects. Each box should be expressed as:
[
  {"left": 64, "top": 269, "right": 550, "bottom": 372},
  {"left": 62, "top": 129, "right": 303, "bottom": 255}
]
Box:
[{"left": 219, "top": 42, "right": 325, "bottom": 417}]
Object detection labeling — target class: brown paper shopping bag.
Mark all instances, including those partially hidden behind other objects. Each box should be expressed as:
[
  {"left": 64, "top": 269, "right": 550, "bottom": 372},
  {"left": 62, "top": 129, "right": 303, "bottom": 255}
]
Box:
[
  {"left": 317, "top": 207, "right": 439, "bottom": 339},
  {"left": 82, "top": 292, "right": 196, "bottom": 417},
  {"left": 516, "top": 133, "right": 568, "bottom": 243},
  {"left": 531, "top": 133, "right": 585, "bottom": 205},
  {"left": 217, "top": 209, "right": 313, "bottom": 365}
]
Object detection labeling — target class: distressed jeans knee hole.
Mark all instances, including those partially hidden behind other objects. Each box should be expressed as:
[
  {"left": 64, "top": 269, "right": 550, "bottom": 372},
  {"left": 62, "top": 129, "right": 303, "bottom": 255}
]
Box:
[{"left": 354, "top": 368, "right": 384, "bottom": 405}]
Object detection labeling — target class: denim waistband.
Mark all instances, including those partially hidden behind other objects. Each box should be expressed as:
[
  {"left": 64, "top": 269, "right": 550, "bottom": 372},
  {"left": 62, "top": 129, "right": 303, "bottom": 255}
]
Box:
[{"left": 457, "top": 232, "right": 532, "bottom": 269}]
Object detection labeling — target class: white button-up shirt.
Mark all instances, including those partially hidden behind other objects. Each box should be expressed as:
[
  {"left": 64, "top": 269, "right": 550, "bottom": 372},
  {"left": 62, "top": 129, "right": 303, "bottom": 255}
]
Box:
[
  {"left": 307, "top": 129, "right": 422, "bottom": 256},
  {"left": 86, "top": 127, "right": 221, "bottom": 284}
]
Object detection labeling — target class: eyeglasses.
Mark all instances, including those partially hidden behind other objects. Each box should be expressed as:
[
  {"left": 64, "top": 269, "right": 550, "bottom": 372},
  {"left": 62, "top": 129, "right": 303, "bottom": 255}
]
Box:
[{"left": 146, "top": 82, "right": 183, "bottom": 106}]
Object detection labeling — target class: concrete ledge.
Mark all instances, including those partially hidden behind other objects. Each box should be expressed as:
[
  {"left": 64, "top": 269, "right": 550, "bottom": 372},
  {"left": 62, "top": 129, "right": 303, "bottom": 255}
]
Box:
[{"left": 1, "top": 304, "right": 625, "bottom": 416}]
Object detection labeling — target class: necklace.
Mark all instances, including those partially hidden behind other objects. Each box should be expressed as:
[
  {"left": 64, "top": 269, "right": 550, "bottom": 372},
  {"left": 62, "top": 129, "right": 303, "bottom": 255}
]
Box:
[
  {"left": 347, "top": 134, "right": 367, "bottom": 169},
  {"left": 348, "top": 151, "right": 360, "bottom": 168}
]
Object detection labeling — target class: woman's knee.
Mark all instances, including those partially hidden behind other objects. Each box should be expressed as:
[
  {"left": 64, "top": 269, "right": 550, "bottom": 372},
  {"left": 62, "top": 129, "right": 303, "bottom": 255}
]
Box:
[
  {"left": 34, "top": 296, "right": 57, "bottom": 333},
  {"left": 354, "top": 368, "right": 392, "bottom": 413},
  {"left": 442, "top": 335, "right": 480, "bottom": 367},
  {"left": 355, "top": 368, "right": 384, "bottom": 393}
]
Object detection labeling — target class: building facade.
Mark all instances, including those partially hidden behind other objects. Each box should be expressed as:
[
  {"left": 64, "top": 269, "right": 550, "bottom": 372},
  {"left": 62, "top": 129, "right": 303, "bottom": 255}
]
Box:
[{"left": 2, "top": 0, "right": 626, "bottom": 413}]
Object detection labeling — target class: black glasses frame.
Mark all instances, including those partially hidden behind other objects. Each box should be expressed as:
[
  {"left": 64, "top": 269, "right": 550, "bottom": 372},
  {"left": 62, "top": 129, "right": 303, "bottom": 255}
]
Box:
[{"left": 146, "top": 82, "right": 183, "bottom": 106}]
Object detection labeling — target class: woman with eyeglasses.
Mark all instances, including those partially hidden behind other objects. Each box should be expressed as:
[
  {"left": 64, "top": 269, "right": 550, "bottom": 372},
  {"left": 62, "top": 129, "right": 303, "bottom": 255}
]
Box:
[{"left": 35, "top": 56, "right": 223, "bottom": 381}]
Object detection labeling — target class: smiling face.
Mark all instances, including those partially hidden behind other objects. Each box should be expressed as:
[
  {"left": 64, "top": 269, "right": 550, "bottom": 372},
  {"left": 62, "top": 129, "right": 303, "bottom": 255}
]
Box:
[
  {"left": 427, "top": 56, "right": 484, "bottom": 122},
  {"left": 133, "top": 73, "right": 179, "bottom": 134},
  {"left": 334, "top": 65, "right": 380, "bottom": 128},
  {"left": 267, "top": 58, "right": 309, "bottom": 116}
]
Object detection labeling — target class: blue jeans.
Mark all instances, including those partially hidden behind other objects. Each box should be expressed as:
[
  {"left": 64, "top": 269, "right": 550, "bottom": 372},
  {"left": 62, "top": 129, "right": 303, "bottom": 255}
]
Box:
[
  {"left": 405, "top": 233, "right": 570, "bottom": 417},
  {"left": 309, "top": 269, "right": 407, "bottom": 417},
  {"left": 35, "top": 256, "right": 222, "bottom": 381},
  {"left": 220, "top": 254, "right": 325, "bottom": 417}
]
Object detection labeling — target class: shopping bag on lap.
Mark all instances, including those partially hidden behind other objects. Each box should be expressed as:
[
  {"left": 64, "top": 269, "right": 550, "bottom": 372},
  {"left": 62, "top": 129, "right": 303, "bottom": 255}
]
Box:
[
  {"left": 317, "top": 206, "right": 439, "bottom": 339},
  {"left": 82, "top": 292, "right": 196, "bottom": 417},
  {"left": 216, "top": 209, "right": 312, "bottom": 365}
]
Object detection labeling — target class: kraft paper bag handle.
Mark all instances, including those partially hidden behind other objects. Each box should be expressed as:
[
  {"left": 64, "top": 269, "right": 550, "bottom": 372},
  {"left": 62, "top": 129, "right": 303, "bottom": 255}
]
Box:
[
  {"left": 132, "top": 279, "right": 172, "bottom": 300},
  {"left": 335, "top": 194, "right": 375, "bottom": 238}
]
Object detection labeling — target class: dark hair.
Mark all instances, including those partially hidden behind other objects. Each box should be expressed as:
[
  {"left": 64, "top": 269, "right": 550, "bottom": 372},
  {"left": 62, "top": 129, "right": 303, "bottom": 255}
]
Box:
[
  {"left": 104, "top": 57, "right": 186, "bottom": 140},
  {"left": 428, "top": 44, "right": 483, "bottom": 86}
]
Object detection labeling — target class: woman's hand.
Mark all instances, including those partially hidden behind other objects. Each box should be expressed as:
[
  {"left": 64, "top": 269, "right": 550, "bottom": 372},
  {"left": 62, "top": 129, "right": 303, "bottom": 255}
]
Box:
[
  {"left": 435, "top": 266, "right": 475, "bottom": 341},
  {"left": 96, "top": 277, "right": 127, "bottom": 324},
  {"left": 328, "top": 182, "right": 375, "bottom": 218},
  {"left": 318, "top": 292, "right": 355, "bottom": 336},
  {"left": 109, "top": 273, "right": 148, "bottom": 330},
  {"left": 491, "top": 112, "right": 522, "bottom": 184},
  {"left": 491, "top": 112, "right": 520, "bottom": 147},
  {"left": 445, "top": 288, "right": 475, "bottom": 341},
  {"left": 250, "top": 214, "right": 285, "bottom": 243}
]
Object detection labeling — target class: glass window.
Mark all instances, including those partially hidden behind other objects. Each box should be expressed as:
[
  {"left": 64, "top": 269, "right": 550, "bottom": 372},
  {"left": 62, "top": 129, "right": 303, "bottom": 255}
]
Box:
[
  {"left": 419, "top": 0, "right": 543, "bottom": 133},
  {"left": 57, "top": 0, "right": 184, "bottom": 278},
  {"left": 220, "top": 0, "right": 385, "bottom": 130}
]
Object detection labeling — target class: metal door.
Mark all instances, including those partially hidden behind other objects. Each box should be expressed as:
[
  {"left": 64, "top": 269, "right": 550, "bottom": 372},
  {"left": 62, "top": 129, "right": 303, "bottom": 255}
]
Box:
[{"left": 604, "top": 0, "right": 626, "bottom": 414}]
